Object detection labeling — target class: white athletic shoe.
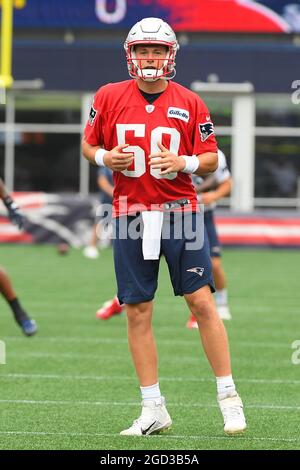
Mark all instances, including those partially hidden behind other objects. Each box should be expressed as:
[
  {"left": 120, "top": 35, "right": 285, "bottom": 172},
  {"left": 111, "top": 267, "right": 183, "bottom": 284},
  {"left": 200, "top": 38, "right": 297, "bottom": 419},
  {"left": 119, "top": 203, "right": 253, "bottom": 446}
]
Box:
[
  {"left": 120, "top": 397, "right": 172, "bottom": 436},
  {"left": 217, "top": 305, "right": 232, "bottom": 320},
  {"left": 83, "top": 246, "right": 99, "bottom": 259},
  {"left": 218, "top": 393, "right": 246, "bottom": 435}
]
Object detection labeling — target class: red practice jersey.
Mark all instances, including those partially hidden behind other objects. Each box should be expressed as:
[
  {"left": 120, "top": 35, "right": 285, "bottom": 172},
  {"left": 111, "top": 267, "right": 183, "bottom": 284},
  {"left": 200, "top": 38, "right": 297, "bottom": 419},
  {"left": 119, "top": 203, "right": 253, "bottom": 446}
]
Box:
[{"left": 84, "top": 80, "right": 217, "bottom": 216}]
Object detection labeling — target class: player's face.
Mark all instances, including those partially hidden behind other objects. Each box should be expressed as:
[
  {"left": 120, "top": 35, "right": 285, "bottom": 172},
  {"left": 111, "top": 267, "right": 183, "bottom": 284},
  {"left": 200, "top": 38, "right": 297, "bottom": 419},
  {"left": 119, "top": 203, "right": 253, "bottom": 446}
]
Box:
[{"left": 134, "top": 45, "right": 168, "bottom": 72}]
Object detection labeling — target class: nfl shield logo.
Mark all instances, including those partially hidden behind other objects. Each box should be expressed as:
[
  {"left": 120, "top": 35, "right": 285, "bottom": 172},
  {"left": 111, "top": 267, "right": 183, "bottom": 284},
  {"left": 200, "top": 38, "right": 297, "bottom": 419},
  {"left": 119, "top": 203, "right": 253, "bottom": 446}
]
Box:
[{"left": 146, "top": 105, "right": 155, "bottom": 113}]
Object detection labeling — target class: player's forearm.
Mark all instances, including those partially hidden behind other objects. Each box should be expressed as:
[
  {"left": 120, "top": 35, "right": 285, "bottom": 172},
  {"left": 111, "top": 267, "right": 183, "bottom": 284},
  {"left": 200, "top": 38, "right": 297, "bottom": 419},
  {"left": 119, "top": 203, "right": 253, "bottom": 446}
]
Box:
[
  {"left": 0, "top": 178, "right": 9, "bottom": 200},
  {"left": 81, "top": 138, "right": 102, "bottom": 165},
  {"left": 98, "top": 176, "right": 114, "bottom": 198},
  {"left": 194, "top": 152, "right": 218, "bottom": 176},
  {"left": 213, "top": 178, "right": 232, "bottom": 200},
  {"left": 195, "top": 175, "right": 217, "bottom": 194},
  {"left": 0, "top": 179, "right": 24, "bottom": 229}
]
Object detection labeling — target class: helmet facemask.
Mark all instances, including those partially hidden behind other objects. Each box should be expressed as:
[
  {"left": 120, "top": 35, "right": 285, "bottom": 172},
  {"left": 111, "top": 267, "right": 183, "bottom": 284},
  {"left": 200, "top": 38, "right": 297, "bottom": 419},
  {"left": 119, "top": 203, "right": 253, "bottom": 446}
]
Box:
[{"left": 125, "top": 42, "right": 177, "bottom": 82}]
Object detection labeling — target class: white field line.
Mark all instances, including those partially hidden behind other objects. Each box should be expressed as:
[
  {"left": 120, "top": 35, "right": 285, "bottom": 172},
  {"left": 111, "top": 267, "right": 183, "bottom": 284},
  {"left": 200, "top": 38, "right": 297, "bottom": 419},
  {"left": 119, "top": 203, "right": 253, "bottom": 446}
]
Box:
[
  {"left": 3, "top": 352, "right": 292, "bottom": 367},
  {"left": 0, "top": 430, "right": 299, "bottom": 443},
  {"left": 0, "top": 399, "right": 299, "bottom": 412},
  {"left": 1, "top": 373, "right": 300, "bottom": 386},
  {"left": 2, "top": 336, "right": 294, "bottom": 349}
]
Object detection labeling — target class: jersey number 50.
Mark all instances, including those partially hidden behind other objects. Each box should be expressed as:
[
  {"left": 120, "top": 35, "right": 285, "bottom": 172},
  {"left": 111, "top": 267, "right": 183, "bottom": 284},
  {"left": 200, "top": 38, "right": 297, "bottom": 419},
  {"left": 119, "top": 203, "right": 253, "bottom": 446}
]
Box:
[{"left": 116, "top": 124, "right": 180, "bottom": 180}]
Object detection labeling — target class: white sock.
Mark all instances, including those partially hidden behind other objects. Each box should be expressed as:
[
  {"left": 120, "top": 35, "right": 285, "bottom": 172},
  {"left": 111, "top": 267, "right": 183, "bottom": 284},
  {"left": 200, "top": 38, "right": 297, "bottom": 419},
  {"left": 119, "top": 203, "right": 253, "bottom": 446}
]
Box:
[
  {"left": 140, "top": 382, "right": 162, "bottom": 403},
  {"left": 216, "top": 375, "right": 236, "bottom": 399},
  {"left": 215, "top": 288, "right": 228, "bottom": 306}
]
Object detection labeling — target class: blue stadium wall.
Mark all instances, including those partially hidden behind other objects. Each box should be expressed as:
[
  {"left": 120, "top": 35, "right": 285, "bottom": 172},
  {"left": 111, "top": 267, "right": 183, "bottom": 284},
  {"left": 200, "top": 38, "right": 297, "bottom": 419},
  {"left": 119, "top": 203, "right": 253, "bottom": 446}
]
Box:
[{"left": 13, "top": 41, "right": 299, "bottom": 93}]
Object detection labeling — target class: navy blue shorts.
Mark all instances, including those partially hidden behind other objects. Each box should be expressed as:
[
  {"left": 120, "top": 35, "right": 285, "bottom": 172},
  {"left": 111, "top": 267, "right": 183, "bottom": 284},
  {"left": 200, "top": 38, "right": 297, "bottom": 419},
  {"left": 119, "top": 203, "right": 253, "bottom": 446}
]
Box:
[
  {"left": 204, "top": 210, "right": 221, "bottom": 258},
  {"left": 113, "top": 212, "right": 214, "bottom": 304}
]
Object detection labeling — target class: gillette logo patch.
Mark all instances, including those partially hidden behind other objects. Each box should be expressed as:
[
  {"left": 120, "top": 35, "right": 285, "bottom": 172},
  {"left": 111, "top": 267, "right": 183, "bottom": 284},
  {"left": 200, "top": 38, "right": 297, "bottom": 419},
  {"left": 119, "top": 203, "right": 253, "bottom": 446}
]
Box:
[{"left": 167, "top": 107, "right": 189, "bottom": 122}]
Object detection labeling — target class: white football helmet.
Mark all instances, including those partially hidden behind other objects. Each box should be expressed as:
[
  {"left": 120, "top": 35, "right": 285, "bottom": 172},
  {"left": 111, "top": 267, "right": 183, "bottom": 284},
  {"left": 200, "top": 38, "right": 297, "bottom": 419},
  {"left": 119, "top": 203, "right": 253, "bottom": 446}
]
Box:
[{"left": 124, "top": 17, "right": 179, "bottom": 82}]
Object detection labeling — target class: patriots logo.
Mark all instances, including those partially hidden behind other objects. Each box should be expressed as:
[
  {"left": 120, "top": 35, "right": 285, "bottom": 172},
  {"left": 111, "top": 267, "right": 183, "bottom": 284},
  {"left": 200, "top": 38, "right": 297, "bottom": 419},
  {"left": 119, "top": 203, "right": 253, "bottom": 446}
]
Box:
[
  {"left": 187, "top": 267, "right": 204, "bottom": 277},
  {"left": 199, "top": 122, "right": 214, "bottom": 142},
  {"left": 88, "top": 105, "right": 97, "bottom": 126}
]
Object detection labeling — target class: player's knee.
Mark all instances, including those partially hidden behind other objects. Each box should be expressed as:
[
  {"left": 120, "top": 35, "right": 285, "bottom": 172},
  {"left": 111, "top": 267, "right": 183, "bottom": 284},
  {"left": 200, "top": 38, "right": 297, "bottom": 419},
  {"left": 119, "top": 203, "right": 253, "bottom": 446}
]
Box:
[
  {"left": 126, "top": 302, "right": 152, "bottom": 327},
  {"left": 189, "top": 298, "right": 216, "bottom": 322}
]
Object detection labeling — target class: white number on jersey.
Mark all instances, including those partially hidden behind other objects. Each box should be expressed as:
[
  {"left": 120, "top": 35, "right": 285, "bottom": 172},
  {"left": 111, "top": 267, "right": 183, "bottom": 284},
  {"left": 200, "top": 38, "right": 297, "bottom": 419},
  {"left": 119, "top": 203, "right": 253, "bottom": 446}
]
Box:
[{"left": 116, "top": 124, "right": 180, "bottom": 180}]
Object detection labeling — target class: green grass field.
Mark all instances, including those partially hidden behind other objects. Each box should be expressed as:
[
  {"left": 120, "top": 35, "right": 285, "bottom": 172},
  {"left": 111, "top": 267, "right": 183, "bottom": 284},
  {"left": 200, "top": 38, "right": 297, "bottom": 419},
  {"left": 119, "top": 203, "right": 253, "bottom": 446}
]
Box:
[{"left": 0, "top": 245, "right": 299, "bottom": 450}]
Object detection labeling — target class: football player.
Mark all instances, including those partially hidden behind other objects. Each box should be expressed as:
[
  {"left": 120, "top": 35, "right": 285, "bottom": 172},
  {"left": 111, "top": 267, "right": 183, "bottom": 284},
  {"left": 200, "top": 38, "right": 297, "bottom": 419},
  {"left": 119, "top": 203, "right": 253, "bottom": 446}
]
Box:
[
  {"left": 82, "top": 18, "right": 245, "bottom": 436},
  {"left": 0, "top": 178, "right": 37, "bottom": 336}
]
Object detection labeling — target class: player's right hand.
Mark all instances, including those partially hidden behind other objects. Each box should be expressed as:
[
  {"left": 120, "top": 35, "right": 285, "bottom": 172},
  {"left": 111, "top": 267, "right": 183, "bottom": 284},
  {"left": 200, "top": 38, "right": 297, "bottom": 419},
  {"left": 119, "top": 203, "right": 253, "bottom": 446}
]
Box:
[{"left": 104, "top": 144, "right": 134, "bottom": 171}]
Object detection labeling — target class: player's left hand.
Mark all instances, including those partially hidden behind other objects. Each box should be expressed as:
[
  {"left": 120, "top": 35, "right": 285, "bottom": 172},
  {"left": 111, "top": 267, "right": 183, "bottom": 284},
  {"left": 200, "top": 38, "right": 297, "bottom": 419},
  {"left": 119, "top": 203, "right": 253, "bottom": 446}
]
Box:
[{"left": 149, "top": 142, "right": 186, "bottom": 175}]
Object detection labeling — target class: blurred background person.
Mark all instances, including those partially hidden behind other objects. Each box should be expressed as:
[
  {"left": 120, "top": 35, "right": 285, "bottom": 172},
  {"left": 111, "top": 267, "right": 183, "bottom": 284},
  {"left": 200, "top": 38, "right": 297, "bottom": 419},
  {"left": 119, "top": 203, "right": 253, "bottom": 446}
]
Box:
[
  {"left": 83, "top": 167, "right": 113, "bottom": 259},
  {"left": 0, "top": 178, "right": 37, "bottom": 336},
  {"left": 187, "top": 149, "right": 232, "bottom": 328}
]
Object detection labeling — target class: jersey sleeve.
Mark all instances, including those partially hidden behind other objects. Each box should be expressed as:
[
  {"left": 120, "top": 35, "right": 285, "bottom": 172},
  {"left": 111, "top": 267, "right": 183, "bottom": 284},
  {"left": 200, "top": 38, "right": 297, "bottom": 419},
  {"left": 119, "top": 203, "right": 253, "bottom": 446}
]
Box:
[
  {"left": 84, "top": 90, "right": 104, "bottom": 146},
  {"left": 214, "top": 150, "right": 231, "bottom": 184},
  {"left": 191, "top": 96, "right": 218, "bottom": 155}
]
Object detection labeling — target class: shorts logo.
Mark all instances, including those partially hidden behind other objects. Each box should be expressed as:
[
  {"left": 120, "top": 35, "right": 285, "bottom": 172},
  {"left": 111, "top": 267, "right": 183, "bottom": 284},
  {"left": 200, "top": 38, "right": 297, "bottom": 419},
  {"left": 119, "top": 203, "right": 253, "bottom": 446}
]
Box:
[
  {"left": 167, "top": 107, "right": 189, "bottom": 122},
  {"left": 199, "top": 122, "right": 214, "bottom": 142},
  {"left": 187, "top": 267, "right": 204, "bottom": 276},
  {"left": 89, "top": 105, "right": 97, "bottom": 126}
]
